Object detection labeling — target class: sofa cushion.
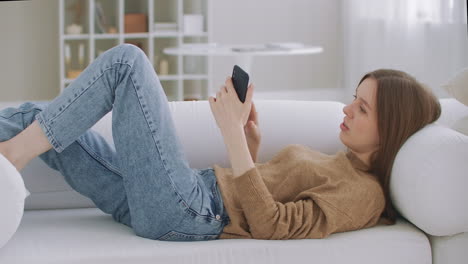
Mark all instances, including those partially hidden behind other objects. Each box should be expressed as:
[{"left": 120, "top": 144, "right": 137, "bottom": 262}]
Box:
[
  {"left": 442, "top": 67, "right": 468, "bottom": 136},
  {"left": 0, "top": 154, "right": 29, "bottom": 249},
  {"left": 436, "top": 98, "right": 468, "bottom": 128},
  {"left": 442, "top": 67, "right": 468, "bottom": 107},
  {"left": 0, "top": 208, "right": 431, "bottom": 264},
  {"left": 391, "top": 123, "right": 468, "bottom": 236},
  {"left": 429, "top": 231, "right": 468, "bottom": 264},
  {"left": 452, "top": 116, "right": 468, "bottom": 136}
]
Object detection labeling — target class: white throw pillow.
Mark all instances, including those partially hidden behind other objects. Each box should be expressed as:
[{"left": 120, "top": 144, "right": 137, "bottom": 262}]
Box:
[
  {"left": 0, "top": 154, "right": 30, "bottom": 249},
  {"left": 442, "top": 67, "right": 468, "bottom": 107},
  {"left": 390, "top": 123, "right": 468, "bottom": 236}
]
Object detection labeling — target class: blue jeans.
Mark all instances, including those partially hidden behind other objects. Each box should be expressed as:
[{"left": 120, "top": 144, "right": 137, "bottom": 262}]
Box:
[{"left": 0, "top": 44, "right": 229, "bottom": 241}]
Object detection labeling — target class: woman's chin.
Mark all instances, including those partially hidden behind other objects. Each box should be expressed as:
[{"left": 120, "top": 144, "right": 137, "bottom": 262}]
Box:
[{"left": 339, "top": 133, "right": 349, "bottom": 148}]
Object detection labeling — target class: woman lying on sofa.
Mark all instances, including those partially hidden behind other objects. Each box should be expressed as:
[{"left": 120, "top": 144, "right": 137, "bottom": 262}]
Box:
[{"left": 0, "top": 44, "right": 441, "bottom": 241}]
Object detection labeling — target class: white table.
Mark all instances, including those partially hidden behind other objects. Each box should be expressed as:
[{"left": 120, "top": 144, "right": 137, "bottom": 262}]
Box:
[{"left": 163, "top": 43, "right": 323, "bottom": 74}]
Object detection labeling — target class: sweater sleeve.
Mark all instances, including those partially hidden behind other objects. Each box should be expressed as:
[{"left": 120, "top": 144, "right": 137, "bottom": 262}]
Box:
[{"left": 233, "top": 167, "right": 351, "bottom": 240}]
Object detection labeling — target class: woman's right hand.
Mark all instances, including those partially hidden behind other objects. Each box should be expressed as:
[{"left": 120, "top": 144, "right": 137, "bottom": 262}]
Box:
[{"left": 244, "top": 98, "right": 261, "bottom": 162}]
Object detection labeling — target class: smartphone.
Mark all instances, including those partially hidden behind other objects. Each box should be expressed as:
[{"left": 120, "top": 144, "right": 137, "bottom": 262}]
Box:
[{"left": 232, "top": 65, "right": 249, "bottom": 103}]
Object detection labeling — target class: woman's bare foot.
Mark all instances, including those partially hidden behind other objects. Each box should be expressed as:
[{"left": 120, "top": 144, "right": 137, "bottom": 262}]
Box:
[{"left": 0, "top": 120, "right": 53, "bottom": 172}]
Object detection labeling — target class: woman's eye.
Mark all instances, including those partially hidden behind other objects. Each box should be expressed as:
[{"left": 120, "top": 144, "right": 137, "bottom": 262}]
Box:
[
  {"left": 352, "top": 94, "right": 357, "bottom": 100},
  {"left": 360, "top": 106, "right": 366, "bottom": 113}
]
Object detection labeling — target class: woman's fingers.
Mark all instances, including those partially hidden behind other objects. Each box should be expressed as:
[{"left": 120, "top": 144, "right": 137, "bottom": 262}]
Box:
[
  {"left": 226, "top": 78, "right": 241, "bottom": 101},
  {"left": 245, "top": 83, "right": 254, "bottom": 104},
  {"left": 251, "top": 101, "right": 259, "bottom": 124}
]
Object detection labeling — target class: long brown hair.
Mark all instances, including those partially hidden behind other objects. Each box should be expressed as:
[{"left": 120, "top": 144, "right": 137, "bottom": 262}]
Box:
[{"left": 357, "top": 69, "right": 441, "bottom": 225}]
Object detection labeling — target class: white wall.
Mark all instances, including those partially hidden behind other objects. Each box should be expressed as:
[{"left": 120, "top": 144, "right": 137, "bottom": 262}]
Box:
[
  {"left": 0, "top": 0, "right": 342, "bottom": 102},
  {"left": 0, "top": 0, "right": 59, "bottom": 102}
]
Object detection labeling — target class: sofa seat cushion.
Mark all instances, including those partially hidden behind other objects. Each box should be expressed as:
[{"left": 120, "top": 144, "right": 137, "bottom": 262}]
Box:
[
  {"left": 0, "top": 208, "right": 431, "bottom": 264},
  {"left": 442, "top": 67, "right": 468, "bottom": 107},
  {"left": 429, "top": 231, "right": 468, "bottom": 264}
]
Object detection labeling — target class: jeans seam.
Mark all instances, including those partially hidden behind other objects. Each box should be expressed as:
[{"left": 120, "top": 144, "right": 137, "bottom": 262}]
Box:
[
  {"left": 40, "top": 62, "right": 133, "bottom": 153},
  {"left": 46, "top": 63, "right": 127, "bottom": 125},
  {"left": 76, "top": 137, "right": 123, "bottom": 178},
  {"left": 128, "top": 71, "right": 220, "bottom": 222},
  {"left": 0, "top": 108, "right": 43, "bottom": 120},
  {"left": 35, "top": 112, "right": 63, "bottom": 152},
  {"left": 128, "top": 73, "right": 181, "bottom": 196}
]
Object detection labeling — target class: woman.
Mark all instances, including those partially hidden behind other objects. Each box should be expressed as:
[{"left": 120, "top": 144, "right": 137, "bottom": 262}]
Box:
[{"left": 0, "top": 44, "right": 440, "bottom": 241}]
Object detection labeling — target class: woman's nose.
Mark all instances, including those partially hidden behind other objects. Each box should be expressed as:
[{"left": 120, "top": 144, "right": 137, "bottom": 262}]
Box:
[{"left": 343, "top": 104, "right": 352, "bottom": 118}]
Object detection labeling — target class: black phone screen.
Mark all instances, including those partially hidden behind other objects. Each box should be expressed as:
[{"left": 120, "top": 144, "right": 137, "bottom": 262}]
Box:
[{"left": 232, "top": 65, "right": 249, "bottom": 103}]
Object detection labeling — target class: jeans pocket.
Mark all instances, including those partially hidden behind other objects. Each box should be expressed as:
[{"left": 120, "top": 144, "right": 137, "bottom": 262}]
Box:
[{"left": 158, "top": 230, "right": 219, "bottom": 242}]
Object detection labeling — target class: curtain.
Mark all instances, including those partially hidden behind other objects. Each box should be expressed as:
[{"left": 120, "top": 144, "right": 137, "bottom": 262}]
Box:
[{"left": 342, "top": 0, "right": 468, "bottom": 102}]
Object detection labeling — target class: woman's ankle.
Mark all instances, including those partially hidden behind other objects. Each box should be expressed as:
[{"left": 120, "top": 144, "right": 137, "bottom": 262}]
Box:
[
  {"left": 0, "top": 120, "right": 53, "bottom": 172},
  {"left": 0, "top": 141, "right": 25, "bottom": 171}
]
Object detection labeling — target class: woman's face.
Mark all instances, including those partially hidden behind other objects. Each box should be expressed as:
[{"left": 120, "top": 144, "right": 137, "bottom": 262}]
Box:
[{"left": 340, "top": 77, "right": 380, "bottom": 155}]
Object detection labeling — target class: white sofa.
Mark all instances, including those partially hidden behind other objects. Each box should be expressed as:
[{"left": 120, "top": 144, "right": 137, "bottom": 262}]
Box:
[{"left": 0, "top": 98, "right": 467, "bottom": 264}]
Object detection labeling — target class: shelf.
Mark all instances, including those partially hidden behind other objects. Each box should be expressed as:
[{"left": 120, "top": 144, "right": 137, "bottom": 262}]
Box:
[
  {"left": 63, "top": 34, "right": 91, "bottom": 40},
  {"left": 183, "top": 32, "right": 208, "bottom": 37},
  {"left": 158, "top": 75, "right": 179, "bottom": 81},
  {"left": 94, "top": 34, "right": 120, "bottom": 39},
  {"left": 60, "top": 0, "right": 212, "bottom": 101},
  {"left": 123, "top": 33, "right": 151, "bottom": 38},
  {"left": 152, "top": 31, "right": 179, "bottom": 37},
  {"left": 182, "top": 74, "right": 208, "bottom": 80}
]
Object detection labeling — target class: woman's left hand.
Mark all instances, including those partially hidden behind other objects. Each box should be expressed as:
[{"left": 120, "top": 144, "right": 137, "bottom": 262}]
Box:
[{"left": 209, "top": 77, "right": 254, "bottom": 135}]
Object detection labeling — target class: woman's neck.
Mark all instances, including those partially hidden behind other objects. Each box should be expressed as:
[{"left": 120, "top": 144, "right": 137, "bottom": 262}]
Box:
[{"left": 347, "top": 149, "right": 372, "bottom": 169}]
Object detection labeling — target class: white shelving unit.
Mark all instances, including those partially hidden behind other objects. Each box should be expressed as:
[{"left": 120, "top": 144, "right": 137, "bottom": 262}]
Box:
[{"left": 59, "top": 0, "right": 212, "bottom": 101}]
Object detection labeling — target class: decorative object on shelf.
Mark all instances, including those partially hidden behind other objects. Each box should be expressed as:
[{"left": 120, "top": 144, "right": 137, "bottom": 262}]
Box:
[
  {"left": 124, "top": 13, "right": 148, "bottom": 33},
  {"left": 65, "top": 44, "right": 71, "bottom": 69},
  {"left": 183, "top": 14, "right": 204, "bottom": 34},
  {"left": 66, "top": 0, "right": 85, "bottom": 34},
  {"left": 154, "top": 22, "right": 177, "bottom": 32},
  {"left": 78, "top": 43, "right": 85, "bottom": 68},
  {"left": 107, "top": 26, "right": 117, "bottom": 34},
  {"left": 95, "top": 1, "right": 108, "bottom": 34},
  {"left": 66, "top": 24, "right": 83, "bottom": 34},
  {"left": 184, "top": 84, "right": 202, "bottom": 101},
  {"left": 67, "top": 70, "right": 83, "bottom": 79},
  {"left": 65, "top": 43, "right": 85, "bottom": 79},
  {"left": 159, "top": 59, "right": 169, "bottom": 75}
]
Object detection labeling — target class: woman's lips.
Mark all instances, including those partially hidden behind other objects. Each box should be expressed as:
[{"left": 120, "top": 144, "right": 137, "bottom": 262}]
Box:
[{"left": 340, "top": 122, "right": 349, "bottom": 131}]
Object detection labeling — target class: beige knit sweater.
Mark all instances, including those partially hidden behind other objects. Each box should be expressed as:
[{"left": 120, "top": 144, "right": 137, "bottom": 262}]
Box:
[{"left": 213, "top": 144, "right": 386, "bottom": 240}]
